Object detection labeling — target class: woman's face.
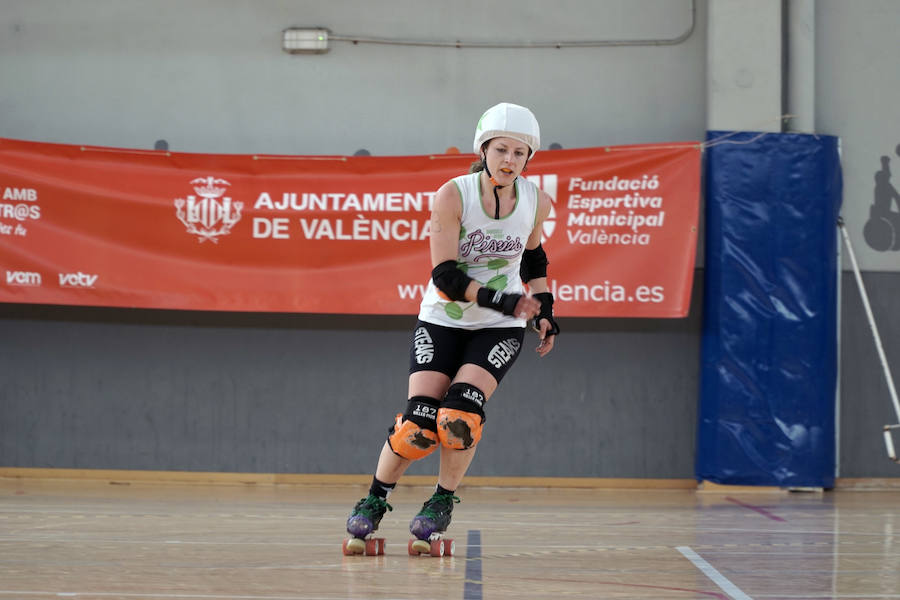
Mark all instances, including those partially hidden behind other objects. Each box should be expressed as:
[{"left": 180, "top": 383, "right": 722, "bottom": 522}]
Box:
[{"left": 483, "top": 137, "right": 530, "bottom": 184}]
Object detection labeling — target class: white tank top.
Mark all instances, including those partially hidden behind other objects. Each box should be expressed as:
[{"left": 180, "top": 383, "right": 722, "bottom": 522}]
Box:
[{"left": 418, "top": 172, "right": 540, "bottom": 330}]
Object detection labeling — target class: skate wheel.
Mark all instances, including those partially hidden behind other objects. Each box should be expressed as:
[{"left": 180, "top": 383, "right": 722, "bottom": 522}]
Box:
[
  {"left": 364, "top": 538, "right": 385, "bottom": 556},
  {"left": 444, "top": 538, "right": 455, "bottom": 556},
  {"left": 429, "top": 539, "right": 445, "bottom": 557},
  {"left": 409, "top": 539, "right": 431, "bottom": 555},
  {"left": 343, "top": 538, "right": 365, "bottom": 555}
]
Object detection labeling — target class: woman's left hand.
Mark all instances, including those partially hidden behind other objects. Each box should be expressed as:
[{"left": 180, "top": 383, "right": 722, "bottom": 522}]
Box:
[{"left": 534, "top": 319, "right": 556, "bottom": 357}]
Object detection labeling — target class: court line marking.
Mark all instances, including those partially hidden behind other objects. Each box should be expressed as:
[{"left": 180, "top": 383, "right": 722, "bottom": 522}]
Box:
[
  {"left": 725, "top": 496, "right": 787, "bottom": 522},
  {"left": 463, "top": 530, "right": 482, "bottom": 600},
  {"left": 677, "top": 546, "right": 754, "bottom": 600}
]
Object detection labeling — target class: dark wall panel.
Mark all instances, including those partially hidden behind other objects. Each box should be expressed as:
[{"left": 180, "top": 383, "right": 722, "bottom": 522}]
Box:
[
  {"left": 839, "top": 271, "right": 900, "bottom": 477},
  {"left": 4, "top": 271, "right": 897, "bottom": 479},
  {"left": 0, "top": 278, "right": 704, "bottom": 479}
]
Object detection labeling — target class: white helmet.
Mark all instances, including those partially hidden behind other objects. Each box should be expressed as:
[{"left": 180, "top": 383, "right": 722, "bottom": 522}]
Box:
[{"left": 473, "top": 102, "right": 540, "bottom": 158}]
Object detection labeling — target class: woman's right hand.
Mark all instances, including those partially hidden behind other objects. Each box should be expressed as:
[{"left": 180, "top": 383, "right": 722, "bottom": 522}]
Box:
[{"left": 513, "top": 294, "right": 541, "bottom": 321}]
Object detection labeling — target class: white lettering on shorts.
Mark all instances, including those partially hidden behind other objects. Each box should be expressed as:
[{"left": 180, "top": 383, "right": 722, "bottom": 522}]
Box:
[
  {"left": 487, "top": 338, "right": 521, "bottom": 369},
  {"left": 413, "top": 326, "right": 434, "bottom": 364}
]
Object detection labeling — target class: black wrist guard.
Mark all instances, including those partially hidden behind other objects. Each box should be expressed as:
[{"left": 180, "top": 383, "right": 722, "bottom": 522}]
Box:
[
  {"left": 476, "top": 287, "right": 522, "bottom": 316},
  {"left": 532, "top": 292, "right": 560, "bottom": 335},
  {"left": 432, "top": 259, "right": 473, "bottom": 301}
]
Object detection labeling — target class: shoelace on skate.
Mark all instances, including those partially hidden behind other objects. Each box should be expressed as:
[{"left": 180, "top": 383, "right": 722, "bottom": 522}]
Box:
[
  {"left": 357, "top": 496, "right": 393, "bottom": 518},
  {"left": 418, "top": 493, "right": 460, "bottom": 520}
]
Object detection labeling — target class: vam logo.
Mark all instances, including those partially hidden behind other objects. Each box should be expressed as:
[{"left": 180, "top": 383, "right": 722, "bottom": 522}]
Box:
[
  {"left": 525, "top": 174, "right": 558, "bottom": 244},
  {"left": 59, "top": 272, "right": 98, "bottom": 288},
  {"left": 6, "top": 270, "right": 41, "bottom": 286},
  {"left": 174, "top": 176, "right": 243, "bottom": 243}
]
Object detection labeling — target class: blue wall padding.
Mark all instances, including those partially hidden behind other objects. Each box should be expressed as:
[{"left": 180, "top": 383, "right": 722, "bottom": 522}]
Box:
[{"left": 697, "top": 131, "right": 843, "bottom": 487}]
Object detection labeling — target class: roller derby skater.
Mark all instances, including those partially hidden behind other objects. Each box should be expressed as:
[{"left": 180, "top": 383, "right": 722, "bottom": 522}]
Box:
[{"left": 342, "top": 102, "right": 559, "bottom": 557}]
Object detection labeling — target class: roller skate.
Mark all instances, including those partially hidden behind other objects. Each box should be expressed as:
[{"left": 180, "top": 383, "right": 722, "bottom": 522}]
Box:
[
  {"left": 408, "top": 491, "right": 459, "bottom": 557},
  {"left": 342, "top": 494, "right": 391, "bottom": 556}
]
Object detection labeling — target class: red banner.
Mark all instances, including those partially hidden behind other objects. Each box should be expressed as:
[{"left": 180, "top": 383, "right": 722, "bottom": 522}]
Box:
[{"left": 0, "top": 137, "right": 700, "bottom": 317}]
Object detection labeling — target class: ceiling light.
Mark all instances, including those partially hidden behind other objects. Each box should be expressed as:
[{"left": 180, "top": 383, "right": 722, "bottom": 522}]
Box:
[{"left": 282, "top": 28, "right": 329, "bottom": 54}]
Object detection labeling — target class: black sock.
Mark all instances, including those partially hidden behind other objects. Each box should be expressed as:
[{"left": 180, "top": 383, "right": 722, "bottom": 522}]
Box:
[
  {"left": 369, "top": 477, "right": 396, "bottom": 499},
  {"left": 435, "top": 484, "right": 455, "bottom": 496}
]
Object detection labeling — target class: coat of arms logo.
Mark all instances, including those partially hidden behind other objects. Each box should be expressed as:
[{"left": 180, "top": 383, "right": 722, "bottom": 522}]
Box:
[{"left": 174, "top": 176, "right": 243, "bottom": 243}]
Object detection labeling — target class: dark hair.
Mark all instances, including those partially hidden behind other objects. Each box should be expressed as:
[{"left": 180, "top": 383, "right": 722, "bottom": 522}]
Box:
[{"left": 469, "top": 140, "right": 487, "bottom": 173}]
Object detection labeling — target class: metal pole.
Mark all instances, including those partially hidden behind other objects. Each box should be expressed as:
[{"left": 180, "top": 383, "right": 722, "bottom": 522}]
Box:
[{"left": 837, "top": 218, "right": 900, "bottom": 462}]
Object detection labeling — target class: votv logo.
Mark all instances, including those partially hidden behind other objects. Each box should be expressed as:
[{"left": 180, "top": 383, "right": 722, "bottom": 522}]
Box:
[
  {"left": 59, "top": 272, "right": 98, "bottom": 288},
  {"left": 6, "top": 270, "right": 41, "bottom": 286}
]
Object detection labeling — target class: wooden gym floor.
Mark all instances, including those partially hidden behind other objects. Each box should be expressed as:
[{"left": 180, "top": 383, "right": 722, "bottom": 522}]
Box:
[{"left": 1, "top": 476, "right": 899, "bottom": 600}]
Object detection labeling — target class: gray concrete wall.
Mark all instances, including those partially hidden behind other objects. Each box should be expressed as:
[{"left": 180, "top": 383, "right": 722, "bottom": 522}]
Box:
[
  {"left": 0, "top": 0, "right": 704, "bottom": 155},
  {"left": 0, "top": 0, "right": 708, "bottom": 479},
  {"left": 818, "top": 0, "right": 900, "bottom": 273},
  {"left": 2, "top": 0, "right": 900, "bottom": 479}
]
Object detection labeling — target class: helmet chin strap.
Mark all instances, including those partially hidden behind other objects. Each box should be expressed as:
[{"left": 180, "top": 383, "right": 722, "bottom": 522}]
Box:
[{"left": 482, "top": 157, "right": 509, "bottom": 220}]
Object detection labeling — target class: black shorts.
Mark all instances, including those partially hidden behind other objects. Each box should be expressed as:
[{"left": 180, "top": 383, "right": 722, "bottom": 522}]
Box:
[{"left": 409, "top": 320, "right": 526, "bottom": 384}]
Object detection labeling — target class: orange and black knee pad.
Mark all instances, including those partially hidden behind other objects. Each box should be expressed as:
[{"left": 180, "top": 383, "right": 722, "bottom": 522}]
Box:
[
  {"left": 437, "top": 383, "right": 486, "bottom": 450},
  {"left": 387, "top": 396, "right": 440, "bottom": 460}
]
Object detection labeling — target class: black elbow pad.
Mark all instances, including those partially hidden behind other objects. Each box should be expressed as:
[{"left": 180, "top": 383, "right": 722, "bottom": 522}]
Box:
[
  {"left": 432, "top": 260, "right": 473, "bottom": 301},
  {"left": 520, "top": 244, "right": 549, "bottom": 283}
]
